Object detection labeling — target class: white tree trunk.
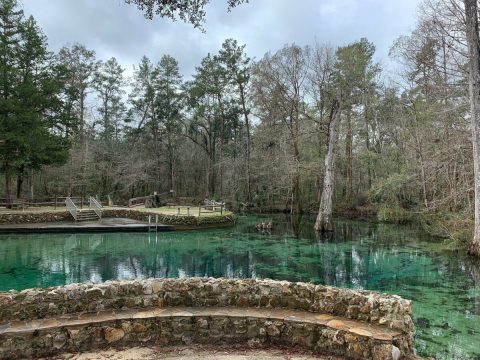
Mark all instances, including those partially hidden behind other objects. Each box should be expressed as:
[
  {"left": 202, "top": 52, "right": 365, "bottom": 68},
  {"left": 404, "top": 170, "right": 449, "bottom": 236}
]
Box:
[
  {"left": 464, "top": 0, "right": 480, "bottom": 256},
  {"left": 315, "top": 99, "right": 340, "bottom": 232}
]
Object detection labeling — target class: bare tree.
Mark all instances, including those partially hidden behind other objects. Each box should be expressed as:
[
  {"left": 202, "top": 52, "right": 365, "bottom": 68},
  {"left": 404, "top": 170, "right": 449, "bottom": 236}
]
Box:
[
  {"left": 315, "top": 99, "right": 340, "bottom": 231},
  {"left": 252, "top": 45, "right": 310, "bottom": 213},
  {"left": 464, "top": 0, "right": 480, "bottom": 256}
]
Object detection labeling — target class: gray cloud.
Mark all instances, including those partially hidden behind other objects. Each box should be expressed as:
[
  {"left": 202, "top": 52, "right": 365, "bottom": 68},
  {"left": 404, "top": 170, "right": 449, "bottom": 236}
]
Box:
[{"left": 20, "top": 0, "right": 421, "bottom": 79}]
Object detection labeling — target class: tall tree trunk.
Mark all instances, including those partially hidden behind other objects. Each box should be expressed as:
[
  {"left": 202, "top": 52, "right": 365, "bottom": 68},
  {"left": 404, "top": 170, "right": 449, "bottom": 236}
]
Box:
[
  {"left": 239, "top": 84, "right": 252, "bottom": 202},
  {"left": 315, "top": 99, "right": 340, "bottom": 232},
  {"left": 345, "top": 108, "right": 353, "bottom": 205},
  {"left": 363, "top": 90, "right": 372, "bottom": 190},
  {"left": 4, "top": 167, "right": 12, "bottom": 209},
  {"left": 208, "top": 134, "right": 216, "bottom": 198},
  {"left": 29, "top": 170, "right": 34, "bottom": 201},
  {"left": 209, "top": 154, "right": 215, "bottom": 197},
  {"left": 167, "top": 135, "right": 175, "bottom": 194},
  {"left": 292, "top": 140, "right": 301, "bottom": 214},
  {"left": 414, "top": 130, "right": 428, "bottom": 208},
  {"left": 16, "top": 174, "right": 23, "bottom": 199},
  {"left": 80, "top": 88, "right": 85, "bottom": 140},
  {"left": 465, "top": 0, "right": 480, "bottom": 256},
  {"left": 220, "top": 116, "right": 224, "bottom": 200}
]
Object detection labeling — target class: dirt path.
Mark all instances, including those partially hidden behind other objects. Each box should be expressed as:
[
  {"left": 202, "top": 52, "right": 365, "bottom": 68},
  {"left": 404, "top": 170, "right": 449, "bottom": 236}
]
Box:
[{"left": 49, "top": 345, "right": 342, "bottom": 360}]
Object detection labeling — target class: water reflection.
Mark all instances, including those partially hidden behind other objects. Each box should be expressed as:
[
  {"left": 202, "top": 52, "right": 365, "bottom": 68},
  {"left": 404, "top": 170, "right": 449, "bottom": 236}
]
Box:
[{"left": 0, "top": 215, "right": 479, "bottom": 359}]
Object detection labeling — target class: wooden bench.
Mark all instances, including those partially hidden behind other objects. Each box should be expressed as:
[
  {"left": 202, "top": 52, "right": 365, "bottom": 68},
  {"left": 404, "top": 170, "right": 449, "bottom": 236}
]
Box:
[{"left": 202, "top": 199, "right": 225, "bottom": 213}]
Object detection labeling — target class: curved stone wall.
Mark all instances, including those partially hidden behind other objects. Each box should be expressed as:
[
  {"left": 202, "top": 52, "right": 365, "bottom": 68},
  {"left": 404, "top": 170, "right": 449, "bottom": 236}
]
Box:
[
  {"left": 0, "top": 278, "right": 415, "bottom": 359},
  {"left": 0, "top": 278, "right": 412, "bottom": 332}
]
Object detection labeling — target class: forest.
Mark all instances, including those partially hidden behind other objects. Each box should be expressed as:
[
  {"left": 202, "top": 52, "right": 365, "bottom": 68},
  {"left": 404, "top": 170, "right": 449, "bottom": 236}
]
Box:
[{"left": 0, "top": 0, "right": 478, "bottom": 244}]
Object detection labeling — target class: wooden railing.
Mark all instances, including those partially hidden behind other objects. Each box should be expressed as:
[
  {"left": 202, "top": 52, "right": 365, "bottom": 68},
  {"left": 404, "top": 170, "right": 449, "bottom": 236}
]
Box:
[
  {"left": 0, "top": 197, "right": 85, "bottom": 209},
  {"left": 89, "top": 197, "right": 103, "bottom": 219},
  {"left": 65, "top": 197, "right": 78, "bottom": 221}
]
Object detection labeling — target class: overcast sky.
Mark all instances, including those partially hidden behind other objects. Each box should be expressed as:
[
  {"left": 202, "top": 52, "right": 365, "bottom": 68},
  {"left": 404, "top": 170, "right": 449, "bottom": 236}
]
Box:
[{"left": 20, "top": 0, "right": 422, "bottom": 79}]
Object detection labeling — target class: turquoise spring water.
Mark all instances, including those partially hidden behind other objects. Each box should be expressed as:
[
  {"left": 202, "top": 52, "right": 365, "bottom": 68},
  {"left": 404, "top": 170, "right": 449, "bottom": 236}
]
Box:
[{"left": 0, "top": 214, "right": 479, "bottom": 359}]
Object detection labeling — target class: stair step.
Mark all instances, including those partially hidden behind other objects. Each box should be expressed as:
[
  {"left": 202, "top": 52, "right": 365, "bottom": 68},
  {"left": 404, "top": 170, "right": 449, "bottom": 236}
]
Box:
[
  {"left": 0, "top": 307, "right": 404, "bottom": 360},
  {"left": 75, "top": 210, "right": 100, "bottom": 222}
]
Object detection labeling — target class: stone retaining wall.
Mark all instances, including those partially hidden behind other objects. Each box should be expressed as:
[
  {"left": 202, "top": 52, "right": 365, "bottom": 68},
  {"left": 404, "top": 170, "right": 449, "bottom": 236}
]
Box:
[
  {"left": 0, "top": 278, "right": 415, "bottom": 359},
  {"left": 0, "top": 210, "right": 235, "bottom": 228},
  {"left": 0, "top": 278, "right": 412, "bottom": 333},
  {"left": 102, "top": 209, "right": 235, "bottom": 228},
  {"left": 0, "top": 212, "right": 71, "bottom": 224},
  {"left": 0, "top": 310, "right": 405, "bottom": 360}
]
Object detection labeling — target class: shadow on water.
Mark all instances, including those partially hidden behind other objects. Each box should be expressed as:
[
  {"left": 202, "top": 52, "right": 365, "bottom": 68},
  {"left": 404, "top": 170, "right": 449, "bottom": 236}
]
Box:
[{"left": 0, "top": 213, "right": 479, "bottom": 359}]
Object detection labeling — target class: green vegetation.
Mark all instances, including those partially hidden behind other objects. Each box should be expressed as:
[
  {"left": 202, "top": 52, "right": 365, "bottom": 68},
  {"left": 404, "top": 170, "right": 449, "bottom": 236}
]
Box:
[
  {"left": 0, "top": 0, "right": 478, "bottom": 248},
  {"left": 0, "top": 0, "right": 71, "bottom": 203}
]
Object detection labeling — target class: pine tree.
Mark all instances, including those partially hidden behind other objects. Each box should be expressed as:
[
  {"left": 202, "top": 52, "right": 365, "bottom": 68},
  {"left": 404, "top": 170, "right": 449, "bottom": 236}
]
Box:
[
  {"left": 154, "top": 55, "right": 183, "bottom": 193},
  {"left": 0, "top": 0, "right": 24, "bottom": 203},
  {"left": 57, "top": 44, "right": 98, "bottom": 138},
  {"left": 0, "top": 1, "right": 71, "bottom": 203},
  {"left": 218, "top": 39, "right": 252, "bottom": 202},
  {"left": 93, "top": 57, "right": 125, "bottom": 141}
]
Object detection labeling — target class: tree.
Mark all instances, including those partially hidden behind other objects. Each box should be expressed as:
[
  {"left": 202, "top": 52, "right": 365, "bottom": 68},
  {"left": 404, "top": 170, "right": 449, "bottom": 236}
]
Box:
[
  {"left": 0, "top": 0, "right": 71, "bottom": 204},
  {"left": 335, "top": 39, "right": 380, "bottom": 203},
  {"left": 464, "top": 0, "right": 480, "bottom": 256},
  {"left": 127, "top": 55, "right": 183, "bottom": 194},
  {"left": 315, "top": 99, "right": 340, "bottom": 231},
  {"left": 314, "top": 39, "right": 379, "bottom": 231},
  {"left": 218, "top": 39, "right": 253, "bottom": 202},
  {"left": 93, "top": 57, "right": 125, "bottom": 141},
  {"left": 186, "top": 54, "right": 226, "bottom": 197},
  {"left": 253, "top": 44, "right": 310, "bottom": 213},
  {"left": 91, "top": 57, "right": 126, "bottom": 195},
  {"left": 125, "top": 0, "right": 248, "bottom": 28},
  {"left": 0, "top": 0, "right": 24, "bottom": 203},
  {"left": 57, "top": 44, "right": 98, "bottom": 139},
  {"left": 154, "top": 55, "right": 183, "bottom": 193}
]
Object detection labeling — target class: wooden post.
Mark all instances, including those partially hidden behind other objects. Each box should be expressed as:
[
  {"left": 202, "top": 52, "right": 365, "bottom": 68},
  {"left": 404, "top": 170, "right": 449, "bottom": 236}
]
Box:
[
  {"left": 54, "top": 197, "right": 57, "bottom": 210},
  {"left": 221, "top": 205, "right": 223, "bottom": 215},
  {"left": 187, "top": 207, "right": 190, "bottom": 216},
  {"left": 198, "top": 206, "right": 201, "bottom": 217},
  {"left": 178, "top": 207, "right": 180, "bottom": 215},
  {"left": 81, "top": 197, "right": 84, "bottom": 210}
]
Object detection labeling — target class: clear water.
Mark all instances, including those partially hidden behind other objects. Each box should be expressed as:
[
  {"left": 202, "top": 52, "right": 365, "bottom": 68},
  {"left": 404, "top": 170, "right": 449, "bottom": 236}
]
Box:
[{"left": 0, "top": 215, "right": 479, "bottom": 360}]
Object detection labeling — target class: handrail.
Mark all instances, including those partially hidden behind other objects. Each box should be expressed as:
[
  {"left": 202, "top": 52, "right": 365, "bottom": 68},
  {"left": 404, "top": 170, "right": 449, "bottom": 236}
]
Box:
[
  {"left": 89, "top": 196, "right": 103, "bottom": 219},
  {"left": 65, "top": 197, "right": 78, "bottom": 221}
]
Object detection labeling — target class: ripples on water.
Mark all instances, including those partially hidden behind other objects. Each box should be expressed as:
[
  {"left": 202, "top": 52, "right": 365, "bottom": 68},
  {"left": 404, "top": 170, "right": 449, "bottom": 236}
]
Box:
[{"left": 0, "top": 214, "right": 479, "bottom": 359}]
